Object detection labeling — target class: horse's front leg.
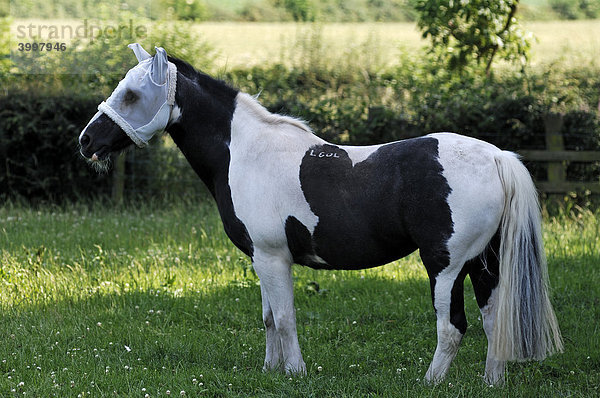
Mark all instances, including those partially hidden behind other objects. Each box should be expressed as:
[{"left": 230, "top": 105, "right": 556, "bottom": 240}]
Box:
[{"left": 253, "top": 248, "right": 306, "bottom": 375}]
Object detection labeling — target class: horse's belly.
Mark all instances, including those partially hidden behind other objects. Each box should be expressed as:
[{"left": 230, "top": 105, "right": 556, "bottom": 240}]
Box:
[{"left": 285, "top": 214, "right": 418, "bottom": 270}]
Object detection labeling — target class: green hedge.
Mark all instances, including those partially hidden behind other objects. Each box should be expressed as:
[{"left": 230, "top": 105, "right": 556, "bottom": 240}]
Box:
[
  {"left": 228, "top": 64, "right": 600, "bottom": 148},
  {"left": 1, "top": 64, "right": 599, "bottom": 203},
  {"left": 0, "top": 90, "right": 211, "bottom": 203},
  {"left": 0, "top": 91, "right": 110, "bottom": 202}
]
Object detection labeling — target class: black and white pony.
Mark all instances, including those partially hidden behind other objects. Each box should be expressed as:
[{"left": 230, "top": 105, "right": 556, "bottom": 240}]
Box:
[{"left": 79, "top": 44, "right": 563, "bottom": 385}]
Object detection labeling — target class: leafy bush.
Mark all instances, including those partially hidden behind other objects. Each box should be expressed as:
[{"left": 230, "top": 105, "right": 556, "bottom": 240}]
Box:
[
  {"left": 413, "top": 0, "right": 531, "bottom": 73},
  {"left": 8, "top": 0, "right": 152, "bottom": 19},
  {"left": 550, "top": 0, "right": 600, "bottom": 20},
  {"left": 0, "top": 17, "right": 9, "bottom": 77},
  {"left": 0, "top": 90, "right": 210, "bottom": 203},
  {"left": 159, "top": 0, "right": 209, "bottom": 21},
  {"left": 237, "top": 1, "right": 291, "bottom": 22},
  {"left": 272, "top": 0, "right": 317, "bottom": 21},
  {"left": 0, "top": 91, "right": 110, "bottom": 202}
]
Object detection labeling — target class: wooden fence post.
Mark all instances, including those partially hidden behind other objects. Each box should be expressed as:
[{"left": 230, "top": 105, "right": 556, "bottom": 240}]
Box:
[
  {"left": 543, "top": 113, "right": 565, "bottom": 191},
  {"left": 112, "top": 153, "right": 125, "bottom": 204}
]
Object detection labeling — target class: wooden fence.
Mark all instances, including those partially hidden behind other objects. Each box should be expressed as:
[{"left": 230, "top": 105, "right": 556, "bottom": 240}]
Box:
[{"left": 519, "top": 113, "right": 600, "bottom": 194}]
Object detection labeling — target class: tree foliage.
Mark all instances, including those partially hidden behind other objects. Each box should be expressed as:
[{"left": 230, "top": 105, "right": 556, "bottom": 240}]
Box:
[
  {"left": 271, "top": 0, "right": 316, "bottom": 21},
  {"left": 413, "top": 0, "right": 531, "bottom": 73},
  {"left": 550, "top": 0, "right": 600, "bottom": 20}
]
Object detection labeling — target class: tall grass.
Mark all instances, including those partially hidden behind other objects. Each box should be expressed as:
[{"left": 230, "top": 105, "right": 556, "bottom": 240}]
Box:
[{"left": 0, "top": 201, "right": 599, "bottom": 396}]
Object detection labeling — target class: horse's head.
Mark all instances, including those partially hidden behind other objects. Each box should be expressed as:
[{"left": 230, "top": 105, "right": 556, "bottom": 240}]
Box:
[{"left": 79, "top": 43, "right": 177, "bottom": 169}]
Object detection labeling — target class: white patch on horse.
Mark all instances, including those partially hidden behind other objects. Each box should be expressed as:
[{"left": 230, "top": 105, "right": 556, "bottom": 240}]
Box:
[
  {"left": 229, "top": 93, "right": 325, "bottom": 246},
  {"left": 433, "top": 133, "right": 504, "bottom": 263},
  {"left": 342, "top": 144, "right": 382, "bottom": 166},
  {"left": 425, "top": 317, "right": 463, "bottom": 384},
  {"left": 168, "top": 104, "right": 182, "bottom": 126}
]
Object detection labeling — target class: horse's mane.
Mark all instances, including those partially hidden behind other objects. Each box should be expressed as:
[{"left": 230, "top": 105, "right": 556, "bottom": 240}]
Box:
[
  {"left": 236, "top": 93, "right": 312, "bottom": 133},
  {"left": 167, "top": 55, "right": 312, "bottom": 134},
  {"left": 167, "top": 55, "right": 238, "bottom": 101}
]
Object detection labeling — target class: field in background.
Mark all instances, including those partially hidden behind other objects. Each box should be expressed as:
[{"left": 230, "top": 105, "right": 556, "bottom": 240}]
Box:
[
  {"left": 193, "top": 20, "right": 600, "bottom": 70},
  {"left": 0, "top": 202, "right": 599, "bottom": 396},
  {"left": 8, "top": 19, "right": 598, "bottom": 70}
]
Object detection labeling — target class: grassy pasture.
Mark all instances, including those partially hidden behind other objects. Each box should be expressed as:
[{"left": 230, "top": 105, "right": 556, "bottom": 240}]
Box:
[
  {"left": 0, "top": 201, "right": 599, "bottom": 396},
  {"left": 192, "top": 21, "right": 600, "bottom": 70}
]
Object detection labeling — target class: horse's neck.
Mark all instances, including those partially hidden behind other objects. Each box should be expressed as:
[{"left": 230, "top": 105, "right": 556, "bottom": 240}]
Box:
[
  {"left": 168, "top": 78, "right": 323, "bottom": 199},
  {"left": 167, "top": 76, "right": 236, "bottom": 197}
]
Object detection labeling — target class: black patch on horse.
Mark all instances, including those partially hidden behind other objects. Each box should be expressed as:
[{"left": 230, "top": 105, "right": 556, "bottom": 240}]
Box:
[
  {"left": 285, "top": 216, "right": 325, "bottom": 268},
  {"left": 288, "top": 137, "right": 453, "bottom": 272}
]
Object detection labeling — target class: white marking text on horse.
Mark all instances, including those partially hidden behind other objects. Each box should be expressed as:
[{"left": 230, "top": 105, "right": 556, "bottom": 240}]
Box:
[{"left": 309, "top": 149, "right": 340, "bottom": 158}]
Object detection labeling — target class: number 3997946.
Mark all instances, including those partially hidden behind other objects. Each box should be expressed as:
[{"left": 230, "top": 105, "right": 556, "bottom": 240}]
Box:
[{"left": 17, "top": 42, "right": 67, "bottom": 52}]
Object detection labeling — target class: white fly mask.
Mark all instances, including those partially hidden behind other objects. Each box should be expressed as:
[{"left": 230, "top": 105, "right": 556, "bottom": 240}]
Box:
[{"left": 95, "top": 43, "right": 177, "bottom": 147}]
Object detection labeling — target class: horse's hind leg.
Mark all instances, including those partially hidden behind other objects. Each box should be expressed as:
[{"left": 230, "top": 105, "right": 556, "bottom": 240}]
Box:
[
  {"left": 421, "top": 250, "right": 469, "bottom": 384},
  {"left": 468, "top": 233, "right": 506, "bottom": 385}
]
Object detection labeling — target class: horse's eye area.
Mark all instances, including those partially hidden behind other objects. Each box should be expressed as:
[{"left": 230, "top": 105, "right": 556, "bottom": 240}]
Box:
[{"left": 123, "top": 89, "right": 139, "bottom": 105}]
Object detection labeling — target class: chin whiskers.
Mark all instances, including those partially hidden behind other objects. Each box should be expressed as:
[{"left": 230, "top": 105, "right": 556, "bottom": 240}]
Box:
[{"left": 88, "top": 157, "right": 112, "bottom": 174}]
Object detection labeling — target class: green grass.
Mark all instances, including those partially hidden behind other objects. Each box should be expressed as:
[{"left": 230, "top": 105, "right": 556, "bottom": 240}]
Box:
[{"left": 0, "top": 201, "right": 599, "bottom": 396}]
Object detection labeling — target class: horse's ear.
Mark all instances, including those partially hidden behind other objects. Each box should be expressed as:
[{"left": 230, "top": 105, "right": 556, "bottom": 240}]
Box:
[
  {"left": 150, "top": 47, "right": 169, "bottom": 85},
  {"left": 128, "top": 43, "right": 151, "bottom": 62}
]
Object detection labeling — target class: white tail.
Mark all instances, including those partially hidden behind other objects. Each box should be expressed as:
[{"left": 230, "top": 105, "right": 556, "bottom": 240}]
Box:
[{"left": 492, "top": 152, "right": 563, "bottom": 361}]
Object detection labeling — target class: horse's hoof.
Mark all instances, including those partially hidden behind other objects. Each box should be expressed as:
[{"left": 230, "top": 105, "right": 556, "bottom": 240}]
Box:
[
  {"left": 262, "top": 361, "right": 282, "bottom": 373},
  {"left": 483, "top": 374, "right": 505, "bottom": 387},
  {"left": 284, "top": 361, "right": 306, "bottom": 377}
]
